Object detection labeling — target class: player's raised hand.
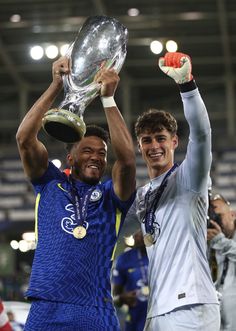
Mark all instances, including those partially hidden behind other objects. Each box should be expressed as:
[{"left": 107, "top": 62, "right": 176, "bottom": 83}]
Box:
[
  {"left": 94, "top": 66, "right": 120, "bottom": 97},
  {"left": 159, "top": 52, "right": 193, "bottom": 84}
]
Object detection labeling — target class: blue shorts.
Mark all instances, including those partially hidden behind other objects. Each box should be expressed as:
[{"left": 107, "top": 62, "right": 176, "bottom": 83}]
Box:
[{"left": 24, "top": 300, "right": 120, "bottom": 331}]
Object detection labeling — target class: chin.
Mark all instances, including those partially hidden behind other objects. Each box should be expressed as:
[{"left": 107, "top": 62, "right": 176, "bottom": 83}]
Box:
[{"left": 83, "top": 176, "right": 100, "bottom": 185}]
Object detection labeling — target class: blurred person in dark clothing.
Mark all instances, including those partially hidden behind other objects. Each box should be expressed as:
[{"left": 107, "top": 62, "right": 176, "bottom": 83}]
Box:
[{"left": 112, "top": 230, "right": 148, "bottom": 331}]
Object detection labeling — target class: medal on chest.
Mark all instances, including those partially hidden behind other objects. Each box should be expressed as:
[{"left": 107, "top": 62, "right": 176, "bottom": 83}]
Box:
[
  {"left": 143, "top": 233, "right": 154, "bottom": 247},
  {"left": 69, "top": 176, "right": 93, "bottom": 240},
  {"left": 73, "top": 225, "right": 87, "bottom": 239}
]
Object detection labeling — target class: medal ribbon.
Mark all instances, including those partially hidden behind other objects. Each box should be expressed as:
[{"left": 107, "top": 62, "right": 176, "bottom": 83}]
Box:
[
  {"left": 69, "top": 175, "right": 93, "bottom": 227},
  {"left": 144, "top": 163, "right": 179, "bottom": 236}
]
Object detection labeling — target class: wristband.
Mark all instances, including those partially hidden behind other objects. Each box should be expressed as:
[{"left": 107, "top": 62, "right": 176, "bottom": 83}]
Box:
[
  {"left": 101, "top": 96, "right": 117, "bottom": 108},
  {"left": 178, "top": 79, "right": 197, "bottom": 92}
]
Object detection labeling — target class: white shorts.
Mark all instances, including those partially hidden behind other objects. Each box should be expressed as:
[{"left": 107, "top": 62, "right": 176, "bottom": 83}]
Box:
[{"left": 144, "top": 304, "right": 220, "bottom": 331}]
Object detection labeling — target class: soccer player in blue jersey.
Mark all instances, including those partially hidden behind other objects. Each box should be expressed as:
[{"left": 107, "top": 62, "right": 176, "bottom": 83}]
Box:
[
  {"left": 112, "top": 230, "right": 148, "bottom": 331},
  {"left": 16, "top": 56, "right": 136, "bottom": 331},
  {"left": 127, "top": 52, "right": 220, "bottom": 331}
]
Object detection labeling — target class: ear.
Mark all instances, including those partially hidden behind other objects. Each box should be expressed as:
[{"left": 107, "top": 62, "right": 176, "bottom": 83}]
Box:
[
  {"left": 137, "top": 140, "right": 142, "bottom": 153},
  {"left": 137, "top": 143, "right": 141, "bottom": 153},
  {"left": 172, "top": 134, "right": 178, "bottom": 149},
  {"left": 66, "top": 153, "right": 73, "bottom": 167}
]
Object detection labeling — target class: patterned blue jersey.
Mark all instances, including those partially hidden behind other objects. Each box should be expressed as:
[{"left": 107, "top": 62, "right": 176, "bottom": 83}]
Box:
[
  {"left": 112, "top": 248, "right": 148, "bottom": 331},
  {"left": 25, "top": 162, "right": 135, "bottom": 310}
]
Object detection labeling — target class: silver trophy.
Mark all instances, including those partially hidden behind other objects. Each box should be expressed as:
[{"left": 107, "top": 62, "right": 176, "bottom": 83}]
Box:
[{"left": 42, "top": 15, "right": 128, "bottom": 143}]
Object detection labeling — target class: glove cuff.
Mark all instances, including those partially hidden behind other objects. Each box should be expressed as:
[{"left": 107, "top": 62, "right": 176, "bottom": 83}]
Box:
[{"left": 178, "top": 79, "right": 197, "bottom": 93}]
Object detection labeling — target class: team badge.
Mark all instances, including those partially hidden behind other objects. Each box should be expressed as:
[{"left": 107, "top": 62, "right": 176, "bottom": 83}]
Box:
[{"left": 90, "top": 189, "right": 102, "bottom": 201}]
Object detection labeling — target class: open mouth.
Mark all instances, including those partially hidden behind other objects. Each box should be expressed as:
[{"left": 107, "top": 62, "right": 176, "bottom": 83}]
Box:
[
  {"left": 149, "top": 152, "right": 163, "bottom": 159},
  {"left": 87, "top": 164, "right": 100, "bottom": 172}
]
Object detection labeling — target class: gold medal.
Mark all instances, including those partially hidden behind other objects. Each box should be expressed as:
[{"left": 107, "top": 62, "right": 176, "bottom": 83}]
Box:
[
  {"left": 73, "top": 226, "right": 87, "bottom": 239},
  {"left": 144, "top": 233, "right": 154, "bottom": 247}
]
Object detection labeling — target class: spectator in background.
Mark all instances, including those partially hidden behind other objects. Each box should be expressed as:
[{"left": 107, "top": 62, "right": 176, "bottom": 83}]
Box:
[
  {"left": 112, "top": 230, "right": 148, "bottom": 331},
  {"left": 207, "top": 194, "right": 236, "bottom": 331},
  {"left": 6, "top": 312, "right": 23, "bottom": 331},
  {"left": 0, "top": 300, "right": 12, "bottom": 331}
]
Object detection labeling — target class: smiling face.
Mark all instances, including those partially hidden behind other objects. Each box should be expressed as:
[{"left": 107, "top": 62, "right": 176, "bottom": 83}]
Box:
[
  {"left": 67, "top": 136, "right": 107, "bottom": 185},
  {"left": 135, "top": 109, "right": 178, "bottom": 178},
  {"left": 138, "top": 129, "right": 178, "bottom": 178}
]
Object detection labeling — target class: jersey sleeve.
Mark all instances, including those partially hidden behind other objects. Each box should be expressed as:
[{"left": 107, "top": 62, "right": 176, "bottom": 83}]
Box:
[
  {"left": 106, "top": 180, "right": 136, "bottom": 215},
  {"left": 179, "top": 85, "right": 212, "bottom": 193},
  {"left": 31, "top": 161, "right": 66, "bottom": 194}
]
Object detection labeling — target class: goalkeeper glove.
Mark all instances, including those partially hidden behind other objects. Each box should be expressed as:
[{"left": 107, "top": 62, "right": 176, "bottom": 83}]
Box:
[{"left": 159, "top": 52, "right": 193, "bottom": 84}]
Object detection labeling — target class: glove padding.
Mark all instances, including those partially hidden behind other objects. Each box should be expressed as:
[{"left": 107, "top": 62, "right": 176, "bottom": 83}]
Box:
[{"left": 159, "top": 52, "right": 193, "bottom": 84}]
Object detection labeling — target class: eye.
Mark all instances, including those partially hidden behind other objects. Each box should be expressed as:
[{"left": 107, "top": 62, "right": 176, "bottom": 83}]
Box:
[
  {"left": 157, "top": 136, "right": 166, "bottom": 142},
  {"left": 83, "top": 148, "right": 92, "bottom": 154},
  {"left": 141, "top": 137, "right": 151, "bottom": 144}
]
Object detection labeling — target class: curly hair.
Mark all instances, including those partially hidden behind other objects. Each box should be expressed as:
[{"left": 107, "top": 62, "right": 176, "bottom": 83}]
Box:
[
  {"left": 65, "top": 124, "right": 110, "bottom": 153},
  {"left": 135, "top": 109, "right": 178, "bottom": 138}
]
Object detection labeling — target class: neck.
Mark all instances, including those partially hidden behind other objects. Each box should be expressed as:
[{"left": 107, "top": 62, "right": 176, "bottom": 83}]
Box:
[{"left": 148, "top": 163, "right": 174, "bottom": 179}]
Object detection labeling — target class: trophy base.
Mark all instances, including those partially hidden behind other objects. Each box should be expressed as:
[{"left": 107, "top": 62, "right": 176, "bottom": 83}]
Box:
[{"left": 42, "top": 109, "right": 86, "bottom": 143}]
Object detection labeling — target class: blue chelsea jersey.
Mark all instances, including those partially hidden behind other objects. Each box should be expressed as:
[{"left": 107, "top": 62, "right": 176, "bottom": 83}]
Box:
[
  {"left": 113, "top": 248, "right": 149, "bottom": 300},
  {"left": 112, "top": 248, "right": 149, "bottom": 330},
  {"left": 25, "top": 162, "right": 135, "bottom": 310}
]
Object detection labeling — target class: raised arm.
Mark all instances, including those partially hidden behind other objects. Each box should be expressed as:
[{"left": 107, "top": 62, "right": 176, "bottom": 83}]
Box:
[
  {"left": 94, "top": 68, "right": 136, "bottom": 201},
  {"left": 16, "top": 57, "right": 70, "bottom": 180},
  {"left": 159, "top": 52, "right": 212, "bottom": 192}
]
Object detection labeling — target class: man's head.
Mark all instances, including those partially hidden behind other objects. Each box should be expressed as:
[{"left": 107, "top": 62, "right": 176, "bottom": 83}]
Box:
[
  {"left": 210, "top": 194, "right": 235, "bottom": 238},
  {"left": 133, "top": 230, "right": 145, "bottom": 247},
  {"left": 65, "top": 125, "right": 110, "bottom": 185},
  {"left": 135, "top": 109, "right": 178, "bottom": 178}
]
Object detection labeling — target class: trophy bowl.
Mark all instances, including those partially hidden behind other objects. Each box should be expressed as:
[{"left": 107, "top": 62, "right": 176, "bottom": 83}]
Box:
[{"left": 42, "top": 15, "right": 128, "bottom": 143}]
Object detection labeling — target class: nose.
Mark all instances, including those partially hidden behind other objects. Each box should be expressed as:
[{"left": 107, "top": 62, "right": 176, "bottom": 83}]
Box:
[
  {"left": 150, "top": 138, "right": 160, "bottom": 149},
  {"left": 90, "top": 152, "right": 101, "bottom": 162}
]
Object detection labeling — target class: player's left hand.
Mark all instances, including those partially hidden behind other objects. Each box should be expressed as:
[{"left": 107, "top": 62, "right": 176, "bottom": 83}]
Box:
[
  {"left": 159, "top": 52, "right": 193, "bottom": 84},
  {"left": 94, "top": 66, "right": 120, "bottom": 97}
]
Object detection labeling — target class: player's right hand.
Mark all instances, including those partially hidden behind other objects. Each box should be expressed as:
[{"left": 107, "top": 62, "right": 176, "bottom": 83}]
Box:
[{"left": 52, "top": 56, "right": 70, "bottom": 87}]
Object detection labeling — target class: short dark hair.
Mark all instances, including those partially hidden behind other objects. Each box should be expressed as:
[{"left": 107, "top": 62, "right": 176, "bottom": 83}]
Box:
[
  {"left": 135, "top": 109, "right": 178, "bottom": 138},
  {"left": 65, "top": 124, "right": 110, "bottom": 153}
]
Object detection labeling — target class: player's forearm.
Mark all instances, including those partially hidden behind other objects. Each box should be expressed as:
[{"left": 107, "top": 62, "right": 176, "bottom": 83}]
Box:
[
  {"left": 181, "top": 82, "right": 212, "bottom": 188},
  {"left": 181, "top": 83, "right": 211, "bottom": 139},
  {"left": 104, "top": 105, "right": 135, "bottom": 164},
  {"left": 16, "top": 82, "right": 61, "bottom": 144}
]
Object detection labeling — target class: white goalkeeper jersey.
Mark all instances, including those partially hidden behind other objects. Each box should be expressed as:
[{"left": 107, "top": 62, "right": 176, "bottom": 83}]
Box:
[{"left": 133, "top": 88, "right": 218, "bottom": 317}]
